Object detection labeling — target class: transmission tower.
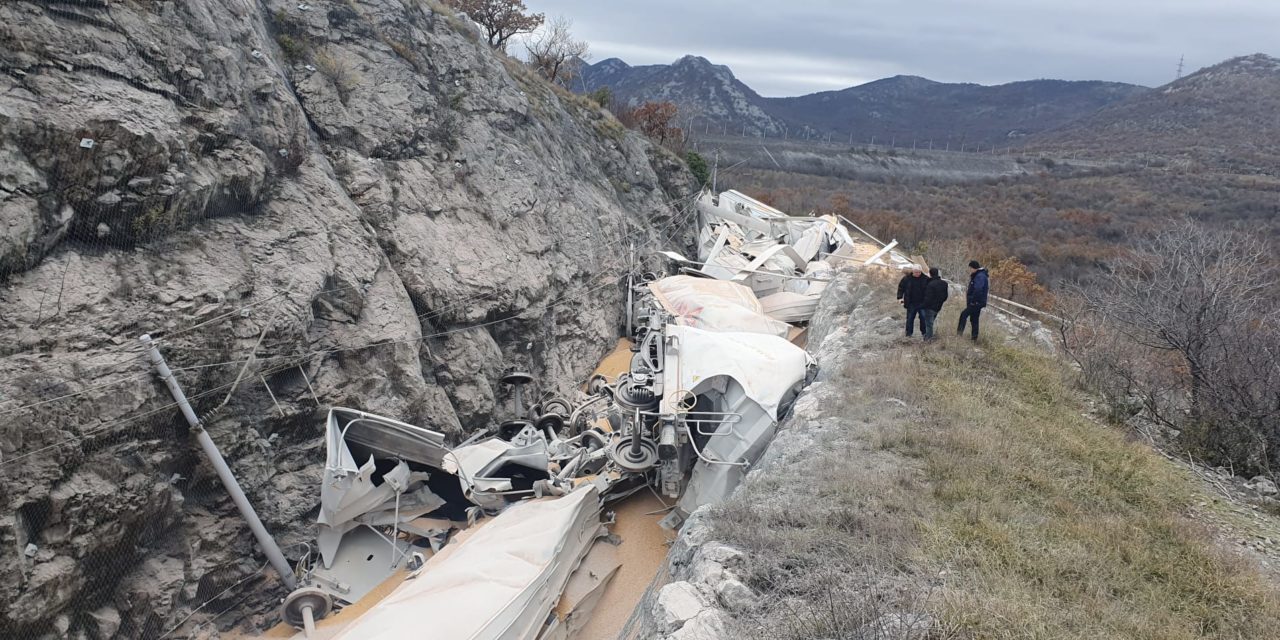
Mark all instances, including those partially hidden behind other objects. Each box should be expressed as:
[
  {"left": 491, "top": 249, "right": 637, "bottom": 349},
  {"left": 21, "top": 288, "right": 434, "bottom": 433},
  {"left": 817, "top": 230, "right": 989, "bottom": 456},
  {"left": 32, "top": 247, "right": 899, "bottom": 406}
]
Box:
[{"left": 1176, "top": 54, "right": 1185, "bottom": 80}]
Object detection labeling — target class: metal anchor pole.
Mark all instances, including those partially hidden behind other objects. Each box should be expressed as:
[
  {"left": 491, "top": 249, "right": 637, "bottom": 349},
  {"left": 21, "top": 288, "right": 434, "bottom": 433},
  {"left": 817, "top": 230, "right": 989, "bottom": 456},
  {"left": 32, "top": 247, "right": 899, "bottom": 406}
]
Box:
[{"left": 140, "top": 334, "right": 296, "bottom": 589}]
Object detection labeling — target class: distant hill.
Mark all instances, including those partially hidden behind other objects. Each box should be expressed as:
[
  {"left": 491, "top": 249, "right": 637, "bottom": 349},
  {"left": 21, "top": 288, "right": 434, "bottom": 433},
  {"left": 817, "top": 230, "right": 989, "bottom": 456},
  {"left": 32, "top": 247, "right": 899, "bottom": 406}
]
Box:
[
  {"left": 580, "top": 55, "right": 785, "bottom": 135},
  {"left": 767, "top": 76, "right": 1147, "bottom": 149},
  {"left": 578, "top": 56, "right": 1147, "bottom": 147},
  {"left": 1030, "top": 54, "right": 1280, "bottom": 171}
]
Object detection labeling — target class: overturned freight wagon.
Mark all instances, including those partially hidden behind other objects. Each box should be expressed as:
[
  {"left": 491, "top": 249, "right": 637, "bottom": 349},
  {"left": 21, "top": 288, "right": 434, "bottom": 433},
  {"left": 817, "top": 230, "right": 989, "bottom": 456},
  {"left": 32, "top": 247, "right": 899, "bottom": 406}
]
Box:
[{"left": 271, "top": 190, "right": 911, "bottom": 639}]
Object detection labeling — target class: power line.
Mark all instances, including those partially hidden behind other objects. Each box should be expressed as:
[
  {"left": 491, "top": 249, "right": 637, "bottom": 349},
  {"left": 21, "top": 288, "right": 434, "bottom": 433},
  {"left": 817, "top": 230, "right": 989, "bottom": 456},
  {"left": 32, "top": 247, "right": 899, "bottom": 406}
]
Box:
[{"left": 0, "top": 273, "right": 629, "bottom": 468}]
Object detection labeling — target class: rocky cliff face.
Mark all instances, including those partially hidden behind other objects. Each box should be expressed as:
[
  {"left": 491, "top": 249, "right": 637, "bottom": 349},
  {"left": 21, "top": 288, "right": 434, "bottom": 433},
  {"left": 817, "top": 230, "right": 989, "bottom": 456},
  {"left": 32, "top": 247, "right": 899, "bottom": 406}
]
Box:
[{"left": 0, "top": 1, "right": 693, "bottom": 637}]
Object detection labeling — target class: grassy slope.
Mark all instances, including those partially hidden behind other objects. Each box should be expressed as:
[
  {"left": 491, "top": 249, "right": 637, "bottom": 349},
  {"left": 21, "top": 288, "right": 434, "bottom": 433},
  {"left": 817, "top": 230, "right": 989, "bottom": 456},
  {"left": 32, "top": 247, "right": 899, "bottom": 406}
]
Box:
[{"left": 714, "top": 275, "right": 1280, "bottom": 639}]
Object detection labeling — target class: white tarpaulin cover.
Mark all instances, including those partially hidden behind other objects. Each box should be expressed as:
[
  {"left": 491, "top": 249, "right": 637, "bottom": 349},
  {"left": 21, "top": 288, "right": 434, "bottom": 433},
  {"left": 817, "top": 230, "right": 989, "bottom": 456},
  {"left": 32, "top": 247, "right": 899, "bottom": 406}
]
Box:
[
  {"left": 759, "top": 291, "right": 821, "bottom": 323},
  {"left": 648, "top": 276, "right": 790, "bottom": 338},
  {"left": 783, "top": 260, "right": 835, "bottom": 295},
  {"left": 660, "top": 324, "right": 811, "bottom": 419},
  {"left": 332, "top": 486, "right": 602, "bottom": 640}
]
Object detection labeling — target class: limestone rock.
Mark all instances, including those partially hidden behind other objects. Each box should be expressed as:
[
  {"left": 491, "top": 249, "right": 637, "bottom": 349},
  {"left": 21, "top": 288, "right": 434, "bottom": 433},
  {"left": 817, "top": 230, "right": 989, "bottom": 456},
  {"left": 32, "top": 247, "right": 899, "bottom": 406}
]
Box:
[
  {"left": 0, "top": 0, "right": 694, "bottom": 635},
  {"left": 655, "top": 581, "right": 708, "bottom": 634},
  {"left": 667, "top": 610, "right": 730, "bottom": 640},
  {"left": 1248, "top": 476, "right": 1279, "bottom": 496},
  {"left": 715, "top": 576, "right": 759, "bottom": 613}
]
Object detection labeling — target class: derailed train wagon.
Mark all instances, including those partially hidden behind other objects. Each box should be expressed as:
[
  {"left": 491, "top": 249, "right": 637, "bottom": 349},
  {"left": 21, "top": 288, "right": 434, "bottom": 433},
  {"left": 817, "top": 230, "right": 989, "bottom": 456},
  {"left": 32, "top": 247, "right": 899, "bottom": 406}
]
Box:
[{"left": 273, "top": 190, "right": 914, "bottom": 639}]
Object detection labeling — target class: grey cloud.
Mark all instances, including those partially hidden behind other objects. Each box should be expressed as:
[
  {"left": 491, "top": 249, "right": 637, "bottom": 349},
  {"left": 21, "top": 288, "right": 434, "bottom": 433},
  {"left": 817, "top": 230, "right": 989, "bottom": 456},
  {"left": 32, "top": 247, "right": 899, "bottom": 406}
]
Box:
[{"left": 527, "top": 0, "right": 1279, "bottom": 95}]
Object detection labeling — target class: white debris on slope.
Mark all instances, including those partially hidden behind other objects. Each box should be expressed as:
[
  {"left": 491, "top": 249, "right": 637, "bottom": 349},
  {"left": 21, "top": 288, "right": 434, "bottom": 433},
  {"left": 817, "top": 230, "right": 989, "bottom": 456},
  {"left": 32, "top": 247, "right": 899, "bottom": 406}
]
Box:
[{"left": 273, "top": 190, "right": 928, "bottom": 639}]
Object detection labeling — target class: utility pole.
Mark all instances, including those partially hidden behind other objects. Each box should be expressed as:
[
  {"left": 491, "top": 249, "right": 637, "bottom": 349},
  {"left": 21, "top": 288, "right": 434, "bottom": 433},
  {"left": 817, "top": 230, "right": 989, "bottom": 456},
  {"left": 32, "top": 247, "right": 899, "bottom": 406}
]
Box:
[
  {"left": 741, "top": 123, "right": 746, "bottom": 137},
  {"left": 848, "top": 130, "right": 853, "bottom": 144},
  {"left": 141, "top": 335, "right": 296, "bottom": 589},
  {"left": 711, "top": 149, "right": 719, "bottom": 193},
  {"left": 1176, "top": 54, "right": 1185, "bottom": 80}
]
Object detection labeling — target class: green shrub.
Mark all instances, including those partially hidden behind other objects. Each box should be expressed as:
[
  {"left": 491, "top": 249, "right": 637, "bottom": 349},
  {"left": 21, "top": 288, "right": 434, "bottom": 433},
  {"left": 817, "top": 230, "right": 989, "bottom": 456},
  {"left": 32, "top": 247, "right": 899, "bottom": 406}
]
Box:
[
  {"left": 275, "top": 34, "right": 308, "bottom": 62},
  {"left": 685, "top": 151, "right": 710, "bottom": 187},
  {"left": 587, "top": 86, "right": 612, "bottom": 108}
]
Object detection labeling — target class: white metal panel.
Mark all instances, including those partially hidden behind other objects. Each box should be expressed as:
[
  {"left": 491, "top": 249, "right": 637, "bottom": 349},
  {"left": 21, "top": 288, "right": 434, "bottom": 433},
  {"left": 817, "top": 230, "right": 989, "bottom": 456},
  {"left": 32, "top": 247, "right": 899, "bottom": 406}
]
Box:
[{"left": 332, "top": 487, "right": 603, "bottom": 640}]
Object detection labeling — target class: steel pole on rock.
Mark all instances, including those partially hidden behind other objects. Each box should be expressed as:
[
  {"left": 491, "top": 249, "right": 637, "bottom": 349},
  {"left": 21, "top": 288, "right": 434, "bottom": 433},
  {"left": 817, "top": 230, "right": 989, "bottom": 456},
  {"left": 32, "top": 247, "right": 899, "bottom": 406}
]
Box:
[{"left": 140, "top": 334, "right": 297, "bottom": 589}]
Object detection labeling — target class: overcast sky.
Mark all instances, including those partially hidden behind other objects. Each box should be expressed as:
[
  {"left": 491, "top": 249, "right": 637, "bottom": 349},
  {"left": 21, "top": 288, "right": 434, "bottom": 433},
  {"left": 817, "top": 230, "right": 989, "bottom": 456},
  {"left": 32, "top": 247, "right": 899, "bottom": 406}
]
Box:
[{"left": 525, "top": 0, "right": 1279, "bottom": 96}]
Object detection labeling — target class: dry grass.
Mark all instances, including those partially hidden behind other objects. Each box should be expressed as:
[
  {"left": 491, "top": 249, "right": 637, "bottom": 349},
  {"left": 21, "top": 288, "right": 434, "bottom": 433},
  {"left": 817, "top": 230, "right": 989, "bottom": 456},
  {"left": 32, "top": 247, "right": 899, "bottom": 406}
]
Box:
[
  {"left": 312, "top": 49, "right": 361, "bottom": 104},
  {"left": 912, "top": 341, "right": 1280, "bottom": 638},
  {"left": 712, "top": 280, "right": 1280, "bottom": 638}
]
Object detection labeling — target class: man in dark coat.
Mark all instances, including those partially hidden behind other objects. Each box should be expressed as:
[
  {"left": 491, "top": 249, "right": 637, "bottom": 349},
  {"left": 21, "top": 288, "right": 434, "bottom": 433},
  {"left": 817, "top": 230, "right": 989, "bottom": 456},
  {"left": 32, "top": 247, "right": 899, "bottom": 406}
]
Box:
[
  {"left": 921, "top": 267, "right": 948, "bottom": 340},
  {"left": 957, "top": 260, "right": 989, "bottom": 340},
  {"left": 896, "top": 265, "right": 929, "bottom": 337}
]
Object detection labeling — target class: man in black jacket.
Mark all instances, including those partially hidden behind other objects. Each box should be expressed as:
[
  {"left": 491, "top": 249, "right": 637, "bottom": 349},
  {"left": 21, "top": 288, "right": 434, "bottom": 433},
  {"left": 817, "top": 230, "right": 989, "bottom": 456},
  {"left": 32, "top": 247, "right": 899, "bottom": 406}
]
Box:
[
  {"left": 957, "top": 260, "right": 989, "bottom": 340},
  {"left": 921, "top": 267, "right": 948, "bottom": 340},
  {"left": 896, "top": 265, "right": 929, "bottom": 337}
]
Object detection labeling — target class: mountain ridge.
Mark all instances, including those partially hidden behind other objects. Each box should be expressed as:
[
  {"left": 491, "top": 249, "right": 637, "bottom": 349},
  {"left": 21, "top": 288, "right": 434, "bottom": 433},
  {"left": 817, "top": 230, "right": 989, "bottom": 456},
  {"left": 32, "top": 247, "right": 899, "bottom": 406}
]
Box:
[
  {"left": 581, "top": 55, "right": 1150, "bottom": 147},
  {"left": 580, "top": 55, "right": 785, "bottom": 135},
  {"left": 1028, "top": 53, "right": 1280, "bottom": 170}
]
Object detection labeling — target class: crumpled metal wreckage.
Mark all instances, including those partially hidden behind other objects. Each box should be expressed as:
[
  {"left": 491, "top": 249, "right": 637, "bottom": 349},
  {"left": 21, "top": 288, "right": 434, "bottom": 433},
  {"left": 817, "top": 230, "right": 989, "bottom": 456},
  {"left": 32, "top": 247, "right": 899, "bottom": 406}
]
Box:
[{"left": 279, "top": 190, "right": 906, "bottom": 639}]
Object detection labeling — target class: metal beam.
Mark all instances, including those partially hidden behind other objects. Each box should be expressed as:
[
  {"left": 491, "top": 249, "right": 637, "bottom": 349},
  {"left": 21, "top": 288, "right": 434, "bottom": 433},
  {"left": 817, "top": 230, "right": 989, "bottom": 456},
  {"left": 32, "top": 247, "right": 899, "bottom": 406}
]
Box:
[
  {"left": 140, "top": 334, "right": 296, "bottom": 589},
  {"left": 863, "top": 239, "right": 899, "bottom": 266}
]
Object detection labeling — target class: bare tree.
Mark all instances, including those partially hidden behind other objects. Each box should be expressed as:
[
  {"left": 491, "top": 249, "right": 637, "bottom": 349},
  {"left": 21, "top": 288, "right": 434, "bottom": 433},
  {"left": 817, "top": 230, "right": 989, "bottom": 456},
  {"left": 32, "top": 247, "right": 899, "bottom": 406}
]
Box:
[
  {"left": 525, "top": 15, "right": 589, "bottom": 87},
  {"left": 1063, "top": 220, "right": 1280, "bottom": 474},
  {"left": 446, "top": 0, "right": 544, "bottom": 50}
]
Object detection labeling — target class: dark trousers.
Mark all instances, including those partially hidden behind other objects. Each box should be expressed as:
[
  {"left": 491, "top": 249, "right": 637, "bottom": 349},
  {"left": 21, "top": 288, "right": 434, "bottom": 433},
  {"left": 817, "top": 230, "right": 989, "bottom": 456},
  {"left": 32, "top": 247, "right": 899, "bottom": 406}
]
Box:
[
  {"left": 957, "top": 305, "right": 982, "bottom": 338},
  {"left": 905, "top": 305, "right": 925, "bottom": 336},
  {"left": 921, "top": 309, "right": 939, "bottom": 339}
]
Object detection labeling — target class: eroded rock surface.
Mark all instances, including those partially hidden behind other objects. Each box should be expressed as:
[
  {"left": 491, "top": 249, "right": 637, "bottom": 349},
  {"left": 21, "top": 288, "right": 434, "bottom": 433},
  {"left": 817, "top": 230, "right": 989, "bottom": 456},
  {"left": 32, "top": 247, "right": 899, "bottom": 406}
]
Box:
[{"left": 0, "top": 1, "right": 694, "bottom": 636}]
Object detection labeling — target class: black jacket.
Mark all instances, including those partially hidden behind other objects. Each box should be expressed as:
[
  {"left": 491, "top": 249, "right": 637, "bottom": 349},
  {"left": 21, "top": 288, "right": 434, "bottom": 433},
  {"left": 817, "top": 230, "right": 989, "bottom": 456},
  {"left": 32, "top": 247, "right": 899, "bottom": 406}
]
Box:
[
  {"left": 966, "top": 268, "right": 990, "bottom": 308},
  {"left": 923, "top": 277, "right": 949, "bottom": 312},
  {"left": 898, "top": 273, "right": 929, "bottom": 307}
]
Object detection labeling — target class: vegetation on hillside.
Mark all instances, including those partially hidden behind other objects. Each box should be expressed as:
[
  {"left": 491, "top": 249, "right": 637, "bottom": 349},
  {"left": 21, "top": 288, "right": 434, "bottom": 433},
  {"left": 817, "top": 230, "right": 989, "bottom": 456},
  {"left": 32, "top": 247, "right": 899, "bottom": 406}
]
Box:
[
  {"left": 1061, "top": 221, "right": 1280, "bottom": 480},
  {"left": 443, "top": 0, "right": 543, "bottom": 49},
  {"left": 714, "top": 275, "right": 1280, "bottom": 638},
  {"left": 1031, "top": 55, "right": 1280, "bottom": 174},
  {"left": 725, "top": 164, "right": 1280, "bottom": 293}
]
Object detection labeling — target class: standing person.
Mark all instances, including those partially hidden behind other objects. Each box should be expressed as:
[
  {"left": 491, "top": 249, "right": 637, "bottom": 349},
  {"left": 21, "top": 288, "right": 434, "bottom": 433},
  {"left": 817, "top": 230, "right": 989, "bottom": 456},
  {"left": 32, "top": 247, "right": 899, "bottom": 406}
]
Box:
[
  {"left": 897, "top": 265, "right": 929, "bottom": 337},
  {"left": 957, "top": 260, "right": 989, "bottom": 340},
  {"left": 921, "top": 267, "right": 948, "bottom": 340}
]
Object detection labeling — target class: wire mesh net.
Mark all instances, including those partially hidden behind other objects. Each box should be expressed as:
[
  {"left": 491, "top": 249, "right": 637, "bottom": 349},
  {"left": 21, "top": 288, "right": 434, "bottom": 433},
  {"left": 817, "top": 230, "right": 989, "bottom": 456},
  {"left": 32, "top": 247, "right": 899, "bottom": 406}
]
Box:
[
  {"left": 0, "top": 1, "right": 716, "bottom": 637},
  {"left": 0, "top": 0, "right": 721, "bottom": 634}
]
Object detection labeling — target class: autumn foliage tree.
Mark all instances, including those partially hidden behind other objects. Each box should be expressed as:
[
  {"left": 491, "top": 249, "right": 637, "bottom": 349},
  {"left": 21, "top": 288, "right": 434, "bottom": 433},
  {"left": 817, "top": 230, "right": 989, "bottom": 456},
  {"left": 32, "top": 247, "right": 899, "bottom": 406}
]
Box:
[
  {"left": 625, "top": 101, "right": 683, "bottom": 148},
  {"left": 988, "top": 256, "right": 1050, "bottom": 306},
  {"left": 445, "top": 0, "right": 544, "bottom": 49}
]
